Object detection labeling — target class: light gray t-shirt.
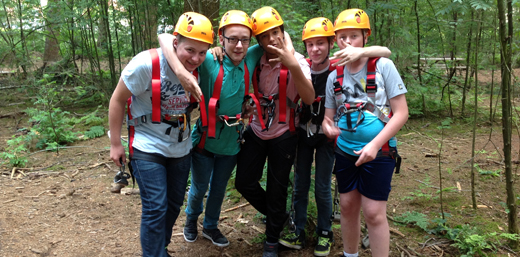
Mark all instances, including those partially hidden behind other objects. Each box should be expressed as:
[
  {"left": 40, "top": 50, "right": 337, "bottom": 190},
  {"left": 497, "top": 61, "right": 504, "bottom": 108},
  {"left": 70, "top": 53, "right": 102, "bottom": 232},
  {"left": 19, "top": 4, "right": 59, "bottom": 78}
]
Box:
[
  {"left": 121, "top": 49, "right": 193, "bottom": 158},
  {"left": 324, "top": 57, "right": 407, "bottom": 155},
  {"left": 325, "top": 57, "right": 407, "bottom": 115}
]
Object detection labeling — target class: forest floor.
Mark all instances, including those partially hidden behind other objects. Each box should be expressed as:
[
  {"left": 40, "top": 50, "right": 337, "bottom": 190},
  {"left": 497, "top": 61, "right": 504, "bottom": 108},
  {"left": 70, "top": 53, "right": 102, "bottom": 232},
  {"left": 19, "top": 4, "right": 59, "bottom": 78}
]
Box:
[{"left": 1, "top": 69, "right": 520, "bottom": 257}]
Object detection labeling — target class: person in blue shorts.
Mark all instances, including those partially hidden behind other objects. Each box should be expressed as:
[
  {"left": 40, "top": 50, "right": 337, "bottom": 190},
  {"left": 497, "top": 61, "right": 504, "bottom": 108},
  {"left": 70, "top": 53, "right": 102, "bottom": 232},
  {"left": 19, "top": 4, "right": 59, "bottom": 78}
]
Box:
[
  {"left": 279, "top": 17, "right": 391, "bottom": 257},
  {"left": 321, "top": 9, "right": 408, "bottom": 257}
]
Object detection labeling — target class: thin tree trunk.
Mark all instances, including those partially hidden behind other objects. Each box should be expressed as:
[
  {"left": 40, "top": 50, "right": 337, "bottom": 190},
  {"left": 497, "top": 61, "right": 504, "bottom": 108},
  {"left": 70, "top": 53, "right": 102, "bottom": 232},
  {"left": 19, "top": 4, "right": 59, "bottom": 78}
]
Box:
[
  {"left": 461, "top": 10, "right": 474, "bottom": 117},
  {"left": 87, "top": 7, "right": 103, "bottom": 82},
  {"left": 99, "top": 0, "right": 116, "bottom": 89},
  {"left": 111, "top": 0, "right": 122, "bottom": 74},
  {"left": 128, "top": 4, "right": 136, "bottom": 56},
  {"left": 490, "top": 11, "right": 497, "bottom": 123},
  {"left": 414, "top": 0, "right": 425, "bottom": 115},
  {"left": 16, "top": 0, "right": 28, "bottom": 77},
  {"left": 470, "top": 10, "right": 482, "bottom": 210},
  {"left": 448, "top": 11, "right": 458, "bottom": 117},
  {"left": 497, "top": 0, "right": 518, "bottom": 246}
]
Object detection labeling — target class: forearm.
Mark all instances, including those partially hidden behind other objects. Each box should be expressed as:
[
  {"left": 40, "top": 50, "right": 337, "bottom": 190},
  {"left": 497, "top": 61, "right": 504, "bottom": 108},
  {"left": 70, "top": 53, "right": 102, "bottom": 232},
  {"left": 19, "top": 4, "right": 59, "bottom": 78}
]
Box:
[
  {"left": 109, "top": 79, "right": 133, "bottom": 147},
  {"left": 369, "top": 95, "right": 408, "bottom": 149},
  {"left": 109, "top": 98, "right": 126, "bottom": 147},
  {"left": 292, "top": 72, "right": 314, "bottom": 104},
  {"left": 363, "top": 46, "right": 391, "bottom": 58}
]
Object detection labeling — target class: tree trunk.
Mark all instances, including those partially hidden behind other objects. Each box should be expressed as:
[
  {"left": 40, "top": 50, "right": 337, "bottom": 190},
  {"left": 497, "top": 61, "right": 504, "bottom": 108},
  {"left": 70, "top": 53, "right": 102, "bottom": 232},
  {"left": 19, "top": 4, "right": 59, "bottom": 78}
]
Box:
[
  {"left": 144, "top": 1, "right": 158, "bottom": 48},
  {"left": 470, "top": 10, "right": 481, "bottom": 210},
  {"left": 97, "top": 2, "right": 108, "bottom": 49},
  {"left": 43, "top": 0, "right": 61, "bottom": 65},
  {"left": 16, "top": 0, "right": 28, "bottom": 77},
  {"left": 497, "top": 0, "right": 518, "bottom": 247},
  {"left": 461, "top": 9, "right": 474, "bottom": 117},
  {"left": 99, "top": 0, "right": 116, "bottom": 89},
  {"left": 414, "top": 0, "right": 425, "bottom": 115}
]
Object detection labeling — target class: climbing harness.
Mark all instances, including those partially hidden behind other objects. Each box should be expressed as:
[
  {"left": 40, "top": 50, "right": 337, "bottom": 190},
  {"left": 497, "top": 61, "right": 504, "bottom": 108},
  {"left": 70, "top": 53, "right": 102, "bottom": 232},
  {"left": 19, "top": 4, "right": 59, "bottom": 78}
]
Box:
[
  {"left": 195, "top": 63, "right": 266, "bottom": 152},
  {"left": 333, "top": 57, "right": 401, "bottom": 173},
  {"left": 252, "top": 64, "right": 300, "bottom": 133},
  {"left": 126, "top": 48, "right": 198, "bottom": 158}
]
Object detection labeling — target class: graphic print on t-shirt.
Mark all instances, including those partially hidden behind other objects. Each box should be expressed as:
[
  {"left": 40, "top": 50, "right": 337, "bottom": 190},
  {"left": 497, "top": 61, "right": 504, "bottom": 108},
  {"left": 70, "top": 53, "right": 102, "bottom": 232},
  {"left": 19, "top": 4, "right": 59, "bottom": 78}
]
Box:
[{"left": 159, "top": 80, "right": 190, "bottom": 114}]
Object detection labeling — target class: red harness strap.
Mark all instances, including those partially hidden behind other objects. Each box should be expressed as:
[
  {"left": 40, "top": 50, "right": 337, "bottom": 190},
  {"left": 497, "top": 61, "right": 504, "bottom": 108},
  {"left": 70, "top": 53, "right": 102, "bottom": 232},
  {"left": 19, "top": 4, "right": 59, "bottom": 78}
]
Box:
[
  {"left": 206, "top": 66, "right": 225, "bottom": 139},
  {"left": 127, "top": 98, "right": 135, "bottom": 158},
  {"left": 252, "top": 64, "right": 297, "bottom": 131},
  {"left": 150, "top": 49, "right": 162, "bottom": 124},
  {"left": 333, "top": 57, "right": 393, "bottom": 154},
  {"left": 127, "top": 49, "right": 200, "bottom": 156},
  {"left": 197, "top": 62, "right": 262, "bottom": 150}
]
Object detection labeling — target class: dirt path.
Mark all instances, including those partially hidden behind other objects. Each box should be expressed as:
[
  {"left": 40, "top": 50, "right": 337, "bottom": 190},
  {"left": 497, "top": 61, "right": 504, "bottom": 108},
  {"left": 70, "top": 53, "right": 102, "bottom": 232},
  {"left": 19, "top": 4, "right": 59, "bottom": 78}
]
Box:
[{"left": 1, "top": 103, "right": 519, "bottom": 256}]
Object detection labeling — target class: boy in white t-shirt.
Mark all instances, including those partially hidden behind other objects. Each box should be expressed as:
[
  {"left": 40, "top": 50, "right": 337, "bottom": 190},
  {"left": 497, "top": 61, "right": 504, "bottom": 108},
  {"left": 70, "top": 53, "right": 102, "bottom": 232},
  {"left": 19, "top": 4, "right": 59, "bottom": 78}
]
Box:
[{"left": 108, "top": 12, "right": 213, "bottom": 257}]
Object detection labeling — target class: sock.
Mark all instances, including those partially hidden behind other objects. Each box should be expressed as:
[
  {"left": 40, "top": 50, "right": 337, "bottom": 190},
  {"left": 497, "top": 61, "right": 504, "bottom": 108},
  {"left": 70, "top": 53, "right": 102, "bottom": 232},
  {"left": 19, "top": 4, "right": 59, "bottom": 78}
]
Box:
[{"left": 343, "top": 251, "right": 358, "bottom": 257}]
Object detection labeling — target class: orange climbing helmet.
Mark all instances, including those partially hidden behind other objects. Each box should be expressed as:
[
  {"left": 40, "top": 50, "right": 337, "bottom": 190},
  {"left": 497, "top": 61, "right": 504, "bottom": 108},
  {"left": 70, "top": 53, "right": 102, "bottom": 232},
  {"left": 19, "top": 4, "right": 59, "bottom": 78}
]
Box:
[
  {"left": 250, "top": 6, "right": 284, "bottom": 36},
  {"left": 302, "top": 17, "right": 335, "bottom": 41},
  {"left": 174, "top": 12, "right": 214, "bottom": 44},
  {"left": 334, "top": 9, "right": 371, "bottom": 37},
  {"left": 219, "top": 10, "right": 253, "bottom": 36}
]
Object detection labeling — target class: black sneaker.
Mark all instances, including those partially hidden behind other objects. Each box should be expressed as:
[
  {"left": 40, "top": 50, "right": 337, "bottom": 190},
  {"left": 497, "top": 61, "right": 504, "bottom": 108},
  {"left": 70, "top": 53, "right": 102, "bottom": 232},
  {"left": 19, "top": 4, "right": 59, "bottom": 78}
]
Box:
[
  {"left": 278, "top": 232, "right": 305, "bottom": 249},
  {"left": 183, "top": 219, "right": 198, "bottom": 242},
  {"left": 314, "top": 231, "right": 334, "bottom": 256},
  {"left": 202, "top": 228, "right": 229, "bottom": 247},
  {"left": 263, "top": 242, "right": 278, "bottom": 257}
]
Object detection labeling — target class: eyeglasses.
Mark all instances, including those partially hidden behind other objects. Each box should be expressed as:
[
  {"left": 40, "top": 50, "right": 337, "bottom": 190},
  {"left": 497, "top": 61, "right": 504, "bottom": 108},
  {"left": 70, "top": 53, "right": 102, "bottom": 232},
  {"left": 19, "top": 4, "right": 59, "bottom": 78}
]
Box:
[{"left": 223, "top": 35, "right": 251, "bottom": 46}]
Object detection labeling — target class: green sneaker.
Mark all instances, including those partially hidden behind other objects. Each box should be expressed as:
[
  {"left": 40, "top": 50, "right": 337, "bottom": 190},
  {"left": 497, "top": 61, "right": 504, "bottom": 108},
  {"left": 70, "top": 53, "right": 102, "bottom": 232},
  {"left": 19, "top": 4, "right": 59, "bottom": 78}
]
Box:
[
  {"left": 278, "top": 232, "right": 305, "bottom": 250},
  {"left": 314, "top": 231, "right": 333, "bottom": 256}
]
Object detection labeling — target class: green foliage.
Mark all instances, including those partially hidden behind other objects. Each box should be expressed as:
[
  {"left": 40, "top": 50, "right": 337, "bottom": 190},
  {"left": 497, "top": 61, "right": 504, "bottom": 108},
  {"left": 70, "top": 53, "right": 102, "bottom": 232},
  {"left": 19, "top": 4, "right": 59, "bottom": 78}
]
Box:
[
  {"left": 446, "top": 225, "right": 519, "bottom": 256},
  {"left": 474, "top": 164, "right": 501, "bottom": 177},
  {"left": 250, "top": 233, "right": 267, "bottom": 244},
  {"left": 394, "top": 212, "right": 520, "bottom": 256},
  {"left": 402, "top": 176, "right": 437, "bottom": 201},
  {"left": 84, "top": 126, "right": 105, "bottom": 139},
  {"left": 393, "top": 211, "right": 431, "bottom": 231},
  {"left": 26, "top": 107, "right": 78, "bottom": 150},
  {"left": 0, "top": 135, "right": 30, "bottom": 167}
]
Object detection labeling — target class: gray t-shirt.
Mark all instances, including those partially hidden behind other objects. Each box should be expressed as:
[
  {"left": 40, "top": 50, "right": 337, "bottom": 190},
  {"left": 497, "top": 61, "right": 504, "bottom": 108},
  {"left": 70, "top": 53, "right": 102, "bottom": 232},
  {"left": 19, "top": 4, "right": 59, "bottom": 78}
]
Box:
[
  {"left": 325, "top": 57, "right": 407, "bottom": 115},
  {"left": 325, "top": 57, "right": 407, "bottom": 155},
  {"left": 122, "top": 49, "right": 193, "bottom": 158}
]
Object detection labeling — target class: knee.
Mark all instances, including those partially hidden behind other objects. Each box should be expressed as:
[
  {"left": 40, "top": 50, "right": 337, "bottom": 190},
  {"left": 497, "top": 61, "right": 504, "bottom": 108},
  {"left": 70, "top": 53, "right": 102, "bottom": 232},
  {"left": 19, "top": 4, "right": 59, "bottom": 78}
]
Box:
[
  {"left": 340, "top": 203, "right": 358, "bottom": 216},
  {"left": 363, "top": 210, "right": 387, "bottom": 227}
]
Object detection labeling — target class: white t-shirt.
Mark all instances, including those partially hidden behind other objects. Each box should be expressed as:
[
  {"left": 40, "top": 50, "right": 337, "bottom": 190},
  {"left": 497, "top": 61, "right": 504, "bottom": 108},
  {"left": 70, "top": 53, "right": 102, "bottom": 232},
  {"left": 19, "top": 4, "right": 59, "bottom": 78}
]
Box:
[{"left": 121, "top": 49, "right": 193, "bottom": 158}]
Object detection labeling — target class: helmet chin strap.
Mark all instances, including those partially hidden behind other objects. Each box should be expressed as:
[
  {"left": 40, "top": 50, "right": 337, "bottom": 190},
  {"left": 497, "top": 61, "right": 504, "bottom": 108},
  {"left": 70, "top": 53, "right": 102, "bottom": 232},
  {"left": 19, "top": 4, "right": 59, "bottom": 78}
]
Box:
[{"left": 318, "top": 44, "right": 331, "bottom": 65}]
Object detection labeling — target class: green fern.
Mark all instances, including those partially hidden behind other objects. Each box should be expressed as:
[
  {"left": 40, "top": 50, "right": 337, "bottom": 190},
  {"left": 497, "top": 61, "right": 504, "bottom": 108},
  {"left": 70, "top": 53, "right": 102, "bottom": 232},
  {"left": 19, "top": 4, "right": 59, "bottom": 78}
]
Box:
[
  {"left": 394, "top": 211, "right": 431, "bottom": 231},
  {"left": 84, "top": 126, "right": 106, "bottom": 139}
]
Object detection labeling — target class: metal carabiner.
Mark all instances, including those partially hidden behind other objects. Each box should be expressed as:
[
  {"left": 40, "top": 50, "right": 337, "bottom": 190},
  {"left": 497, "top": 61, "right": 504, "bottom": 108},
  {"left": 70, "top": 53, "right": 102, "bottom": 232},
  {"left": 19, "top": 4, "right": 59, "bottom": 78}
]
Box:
[{"left": 114, "top": 160, "right": 131, "bottom": 186}]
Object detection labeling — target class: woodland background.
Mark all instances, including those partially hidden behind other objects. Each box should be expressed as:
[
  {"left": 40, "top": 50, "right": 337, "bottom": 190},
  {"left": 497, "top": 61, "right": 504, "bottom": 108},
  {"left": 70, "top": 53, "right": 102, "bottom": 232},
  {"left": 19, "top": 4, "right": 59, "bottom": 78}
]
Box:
[{"left": 0, "top": 0, "right": 519, "bottom": 256}]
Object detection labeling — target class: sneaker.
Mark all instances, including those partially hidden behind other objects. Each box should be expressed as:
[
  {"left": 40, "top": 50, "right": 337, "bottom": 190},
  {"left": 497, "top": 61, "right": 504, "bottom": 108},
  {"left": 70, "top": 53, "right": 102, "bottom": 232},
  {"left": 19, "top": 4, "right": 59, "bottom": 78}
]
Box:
[
  {"left": 314, "top": 231, "right": 334, "bottom": 256},
  {"left": 183, "top": 219, "right": 198, "bottom": 242},
  {"left": 202, "top": 228, "right": 229, "bottom": 247},
  {"left": 263, "top": 242, "right": 278, "bottom": 257},
  {"left": 278, "top": 232, "right": 305, "bottom": 249}
]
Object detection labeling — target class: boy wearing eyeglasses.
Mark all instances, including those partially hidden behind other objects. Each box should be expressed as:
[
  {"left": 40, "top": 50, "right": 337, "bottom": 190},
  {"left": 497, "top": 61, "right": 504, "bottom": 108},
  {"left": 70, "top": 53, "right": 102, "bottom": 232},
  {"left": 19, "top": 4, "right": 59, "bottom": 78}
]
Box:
[{"left": 157, "top": 10, "right": 265, "bottom": 247}]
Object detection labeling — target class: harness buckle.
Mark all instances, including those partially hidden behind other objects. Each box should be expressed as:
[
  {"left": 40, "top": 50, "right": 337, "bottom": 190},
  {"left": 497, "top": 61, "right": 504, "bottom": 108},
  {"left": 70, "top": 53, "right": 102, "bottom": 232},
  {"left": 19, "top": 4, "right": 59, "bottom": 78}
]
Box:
[{"left": 220, "top": 115, "right": 243, "bottom": 127}]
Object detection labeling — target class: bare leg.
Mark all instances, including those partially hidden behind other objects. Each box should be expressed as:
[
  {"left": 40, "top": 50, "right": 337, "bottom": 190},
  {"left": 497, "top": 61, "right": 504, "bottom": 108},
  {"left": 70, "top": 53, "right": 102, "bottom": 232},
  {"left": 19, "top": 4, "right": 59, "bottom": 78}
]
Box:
[
  {"left": 361, "top": 196, "right": 389, "bottom": 257},
  {"left": 340, "top": 189, "right": 362, "bottom": 254}
]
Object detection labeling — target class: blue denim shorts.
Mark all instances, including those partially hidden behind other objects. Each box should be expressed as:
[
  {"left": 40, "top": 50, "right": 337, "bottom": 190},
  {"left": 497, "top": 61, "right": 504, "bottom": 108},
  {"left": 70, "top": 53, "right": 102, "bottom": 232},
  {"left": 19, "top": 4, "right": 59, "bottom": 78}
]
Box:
[{"left": 334, "top": 150, "right": 396, "bottom": 201}]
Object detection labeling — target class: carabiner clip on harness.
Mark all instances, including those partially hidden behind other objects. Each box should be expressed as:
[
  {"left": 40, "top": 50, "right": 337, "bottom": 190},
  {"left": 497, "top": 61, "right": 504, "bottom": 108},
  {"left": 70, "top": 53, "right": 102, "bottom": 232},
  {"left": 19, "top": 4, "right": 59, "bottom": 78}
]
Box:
[{"left": 334, "top": 102, "right": 366, "bottom": 132}]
